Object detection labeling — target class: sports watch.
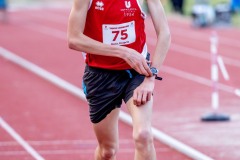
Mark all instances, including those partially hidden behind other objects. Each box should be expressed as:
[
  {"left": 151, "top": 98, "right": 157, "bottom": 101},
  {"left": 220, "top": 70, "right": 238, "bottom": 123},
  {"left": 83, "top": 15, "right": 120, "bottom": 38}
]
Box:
[{"left": 150, "top": 67, "right": 162, "bottom": 80}]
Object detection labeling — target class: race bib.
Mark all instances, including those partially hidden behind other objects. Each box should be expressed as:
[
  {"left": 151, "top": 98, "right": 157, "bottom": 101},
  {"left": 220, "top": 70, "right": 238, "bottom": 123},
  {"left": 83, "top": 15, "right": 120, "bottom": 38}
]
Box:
[{"left": 102, "top": 21, "right": 136, "bottom": 46}]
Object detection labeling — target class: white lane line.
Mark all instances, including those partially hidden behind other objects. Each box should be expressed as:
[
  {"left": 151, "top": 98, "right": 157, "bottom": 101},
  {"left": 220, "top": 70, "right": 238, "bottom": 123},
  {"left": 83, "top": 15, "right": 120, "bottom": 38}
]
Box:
[
  {"left": 20, "top": 23, "right": 240, "bottom": 95},
  {"left": 170, "top": 43, "right": 240, "bottom": 68},
  {"left": 16, "top": 9, "right": 240, "bottom": 49},
  {"left": 22, "top": 23, "right": 240, "bottom": 68},
  {"left": 0, "top": 48, "right": 214, "bottom": 160},
  {"left": 0, "top": 150, "right": 94, "bottom": 156},
  {"left": 162, "top": 65, "right": 240, "bottom": 97},
  {"left": 0, "top": 147, "right": 169, "bottom": 156},
  {"left": 217, "top": 56, "right": 230, "bottom": 81},
  {"left": 0, "top": 139, "right": 132, "bottom": 146},
  {"left": 0, "top": 47, "right": 86, "bottom": 101},
  {"left": 235, "top": 89, "right": 240, "bottom": 97},
  {"left": 24, "top": 23, "right": 67, "bottom": 40},
  {"left": 120, "top": 112, "right": 215, "bottom": 160},
  {"left": 171, "top": 27, "right": 240, "bottom": 48},
  {"left": 0, "top": 117, "right": 45, "bottom": 160}
]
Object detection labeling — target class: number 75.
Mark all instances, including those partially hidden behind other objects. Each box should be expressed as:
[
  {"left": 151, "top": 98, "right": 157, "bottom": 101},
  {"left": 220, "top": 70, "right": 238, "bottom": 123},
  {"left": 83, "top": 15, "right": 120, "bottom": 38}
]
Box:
[{"left": 112, "top": 29, "right": 128, "bottom": 41}]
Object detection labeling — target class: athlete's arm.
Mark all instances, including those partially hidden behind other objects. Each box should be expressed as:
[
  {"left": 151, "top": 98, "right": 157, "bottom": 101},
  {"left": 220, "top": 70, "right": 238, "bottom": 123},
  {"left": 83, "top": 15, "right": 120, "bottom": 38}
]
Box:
[
  {"left": 133, "top": 0, "right": 171, "bottom": 106},
  {"left": 147, "top": 0, "right": 171, "bottom": 70},
  {"left": 67, "top": 0, "right": 151, "bottom": 76}
]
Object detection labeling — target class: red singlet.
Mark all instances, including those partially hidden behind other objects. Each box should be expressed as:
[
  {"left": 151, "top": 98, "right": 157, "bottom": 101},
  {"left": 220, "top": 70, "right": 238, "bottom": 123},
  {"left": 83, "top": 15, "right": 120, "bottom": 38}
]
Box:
[{"left": 84, "top": 0, "right": 148, "bottom": 70}]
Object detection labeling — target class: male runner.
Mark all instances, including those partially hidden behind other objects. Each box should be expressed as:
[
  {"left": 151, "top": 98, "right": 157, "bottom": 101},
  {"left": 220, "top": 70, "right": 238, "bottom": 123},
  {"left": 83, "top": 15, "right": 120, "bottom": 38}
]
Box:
[{"left": 67, "top": 0, "right": 171, "bottom": 159}]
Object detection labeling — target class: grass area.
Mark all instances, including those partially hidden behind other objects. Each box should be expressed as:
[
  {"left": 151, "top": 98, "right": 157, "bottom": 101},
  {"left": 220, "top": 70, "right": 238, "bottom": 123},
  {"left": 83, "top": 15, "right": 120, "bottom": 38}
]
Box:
[
  {"left": 231, "top": 11, "right": 240, "bottom": 27},
  {"left": 163, "top": 0, "right": 240, "bottom": 27}
]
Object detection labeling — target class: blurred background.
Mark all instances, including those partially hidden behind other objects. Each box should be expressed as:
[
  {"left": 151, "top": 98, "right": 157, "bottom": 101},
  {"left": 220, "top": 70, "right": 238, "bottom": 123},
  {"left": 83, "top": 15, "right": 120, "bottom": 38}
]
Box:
[
  {"left": 1, "top": 0, "right": 240, "bottom": 160},
  {"left": 165, "top": 0, "right": 240, "bottom": 28},
  {"left": 1, "top": 0, "right": 240, "bottom": 27}
]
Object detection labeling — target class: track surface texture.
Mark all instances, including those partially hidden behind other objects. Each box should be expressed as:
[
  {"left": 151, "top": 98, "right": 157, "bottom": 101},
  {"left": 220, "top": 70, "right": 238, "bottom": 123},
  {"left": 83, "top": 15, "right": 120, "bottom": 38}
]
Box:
[{"left": 1, "top": 1, "right": 240, "bottom": 160}]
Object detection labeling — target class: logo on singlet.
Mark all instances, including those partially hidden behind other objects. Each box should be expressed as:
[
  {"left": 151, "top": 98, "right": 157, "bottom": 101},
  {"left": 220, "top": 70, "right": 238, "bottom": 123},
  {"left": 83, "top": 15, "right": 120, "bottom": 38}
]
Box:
[
  {"left": 95, "top": 1, "right": 104, "bottom": 11},
  {"left": 121, "top": 1, "right": 136, "bottom": 17},
  {"left": 125, "top": 1, "right": 131, "bottom": 8}
]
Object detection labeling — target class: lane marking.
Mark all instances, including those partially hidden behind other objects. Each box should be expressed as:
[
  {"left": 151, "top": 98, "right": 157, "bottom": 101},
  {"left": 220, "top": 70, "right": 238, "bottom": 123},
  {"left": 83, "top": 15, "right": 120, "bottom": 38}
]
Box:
[
  {"left": 0, "top": 117, "right": 45, "bottom": 160},
  {"left": 235, "top": 89, "right": 240, "bottom": 97},
  {"left": 22, "top": 22, "right": 240, "bottom": 68},
  {"left": 170, "top": 43, "right": 240, "bottom": 68},
  {"left": 0, "top": 47, "right": 214, "bottom": 160},
  {"left": 217, "top": 56, "right": 230, "bottom": 81},
  {"left": 162, "top": 65, "right": 240, "bottom": 97},
  {"left": 0, "top": 47, "right": 86, "bottom": 101},
  {"left": 16, "top": 10, "right": 240, "bottom": 66},
  {"left": 0, "top": 147, "right": 169, "bottom": 156},
  {"left": 20, "top": 23, "right": 240, "bottom": 95},
  {"left": 0, "top": 139, "right": 132, "bottom": 146},
  {"left": 13, "top": 8, "right": 240, "bottom": 49},
  {"left": 171, "top": 27, "right": 240, "bottom": 49}
]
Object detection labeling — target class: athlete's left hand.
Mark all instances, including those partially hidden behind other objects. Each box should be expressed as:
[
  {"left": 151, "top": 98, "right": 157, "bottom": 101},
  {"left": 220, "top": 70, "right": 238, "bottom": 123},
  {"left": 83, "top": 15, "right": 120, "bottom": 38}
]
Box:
[{"left": 133, "top": 76, "right": 155, "bottom": 106}]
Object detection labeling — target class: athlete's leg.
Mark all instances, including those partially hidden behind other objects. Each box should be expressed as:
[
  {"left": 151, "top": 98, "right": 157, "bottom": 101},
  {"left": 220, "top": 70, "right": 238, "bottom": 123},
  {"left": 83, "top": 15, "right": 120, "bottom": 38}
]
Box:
[
  {"left": 93, "top": 108, "right": 120, "bottom": 160},
  {"left": 126, "top": 97, "right": 156, "bottom": 160}
]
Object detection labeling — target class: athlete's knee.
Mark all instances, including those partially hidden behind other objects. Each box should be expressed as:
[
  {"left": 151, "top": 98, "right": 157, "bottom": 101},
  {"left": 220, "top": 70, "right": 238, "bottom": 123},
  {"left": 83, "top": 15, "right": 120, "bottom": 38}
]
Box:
[
  {"left": 133, "top": 128, "right": 154, "bottom": 150},
  {"left": 99, "top": 144, "right": 118, "bottom": 159}
]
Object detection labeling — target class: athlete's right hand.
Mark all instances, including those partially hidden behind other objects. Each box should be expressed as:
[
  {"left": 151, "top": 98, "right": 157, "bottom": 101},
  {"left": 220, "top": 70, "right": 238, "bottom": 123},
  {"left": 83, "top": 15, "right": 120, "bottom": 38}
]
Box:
[{"left": 124, "top": 49, "right": 152, "bottom": 77}]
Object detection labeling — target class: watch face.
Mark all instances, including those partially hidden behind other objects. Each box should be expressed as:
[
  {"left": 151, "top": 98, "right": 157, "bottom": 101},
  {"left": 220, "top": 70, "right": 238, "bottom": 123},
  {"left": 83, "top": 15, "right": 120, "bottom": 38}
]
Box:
[{"left": 150, "top": 67, "right": 158, "bottom": 75}]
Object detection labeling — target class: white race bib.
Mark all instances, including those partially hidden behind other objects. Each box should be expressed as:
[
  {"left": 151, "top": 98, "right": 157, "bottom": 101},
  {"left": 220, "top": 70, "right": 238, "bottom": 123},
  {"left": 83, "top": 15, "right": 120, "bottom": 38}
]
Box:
[{"left": 102, "top": 21, "right": 136, "bottom": 46}]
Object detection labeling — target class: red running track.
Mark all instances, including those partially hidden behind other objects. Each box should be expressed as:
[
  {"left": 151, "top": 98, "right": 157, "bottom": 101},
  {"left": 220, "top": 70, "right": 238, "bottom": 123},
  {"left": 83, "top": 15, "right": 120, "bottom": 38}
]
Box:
[
  {"left": 1, "top": 4, "right": 240, "bottom": 160},
  {"left": 0, "top": 7, "right": 191, "bottom": 160}
]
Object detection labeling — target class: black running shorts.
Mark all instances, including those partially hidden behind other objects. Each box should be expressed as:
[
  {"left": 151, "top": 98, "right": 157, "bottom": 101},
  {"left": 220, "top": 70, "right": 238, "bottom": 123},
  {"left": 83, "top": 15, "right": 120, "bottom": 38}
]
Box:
[{"left": 82, "top": 65, "right": 145, "bottom": 123}]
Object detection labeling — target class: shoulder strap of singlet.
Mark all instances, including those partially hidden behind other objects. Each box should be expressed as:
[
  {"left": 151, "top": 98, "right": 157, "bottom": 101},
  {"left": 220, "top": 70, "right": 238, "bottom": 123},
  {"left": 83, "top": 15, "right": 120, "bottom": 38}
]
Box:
[
  {"left": 88, "top": 0, "right": 93, "bottom": 10},
  {"left": 136, "top": 0, "right": 147, "bottom": 18}
]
